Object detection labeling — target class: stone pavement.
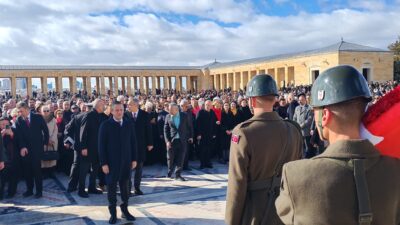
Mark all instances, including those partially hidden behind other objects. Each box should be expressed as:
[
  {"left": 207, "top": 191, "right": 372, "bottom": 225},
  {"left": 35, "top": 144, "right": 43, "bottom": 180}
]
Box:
[{"left": 0, "top": 161, "right": 228, "bottom": 225}]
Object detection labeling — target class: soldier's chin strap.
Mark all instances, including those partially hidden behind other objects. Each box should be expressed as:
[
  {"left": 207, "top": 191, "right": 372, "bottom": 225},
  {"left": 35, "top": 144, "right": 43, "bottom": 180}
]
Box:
[{"left": 317, "top": 109, "right": 327, "bottom": 141}]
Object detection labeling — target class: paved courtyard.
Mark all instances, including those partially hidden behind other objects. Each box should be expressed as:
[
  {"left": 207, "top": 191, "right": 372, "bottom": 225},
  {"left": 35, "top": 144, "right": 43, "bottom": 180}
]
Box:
[{"left": 0, "top": 161, "right": 228, "bottom": 225}]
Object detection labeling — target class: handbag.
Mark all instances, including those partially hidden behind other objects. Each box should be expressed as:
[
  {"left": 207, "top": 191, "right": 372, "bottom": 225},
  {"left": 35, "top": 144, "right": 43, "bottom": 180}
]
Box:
[{"left": 42, "top": 144, "right": 59, "bottom": 161}]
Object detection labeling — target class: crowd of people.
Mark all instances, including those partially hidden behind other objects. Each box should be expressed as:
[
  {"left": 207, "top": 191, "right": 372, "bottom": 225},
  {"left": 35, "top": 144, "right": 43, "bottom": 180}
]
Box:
[{"left": 0, "top": 79, "right": 398, "bottom": 222}]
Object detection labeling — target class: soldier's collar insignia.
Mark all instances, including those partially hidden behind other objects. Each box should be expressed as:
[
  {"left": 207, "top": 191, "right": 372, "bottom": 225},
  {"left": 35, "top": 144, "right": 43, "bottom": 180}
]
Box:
[{"left": 231, "top": 134, "right": 240, "bottom": 144}]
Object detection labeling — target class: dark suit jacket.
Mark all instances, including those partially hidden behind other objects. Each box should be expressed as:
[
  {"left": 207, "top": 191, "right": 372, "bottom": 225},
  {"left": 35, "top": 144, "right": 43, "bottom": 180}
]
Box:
[
  {"left": 164, "top": 112, "right": 193, "bottom": 144},
  {"left": 98, "top": 118, "right": 137, "bottom": 184},
  {"left": 64, "top": 112, "right": 85, "bottom": 151},
  {"left": 15, "top": 113, "right": 49, "bottom": 161},
  {"left": 157, "top": 110, "right": 168, "bottom": 137},
  {"left": 80, "top": 110, "right": 107, "bottom": 162},
  {"left": 124, "top": 109, "right": 153, "bottom": 163},
  {"left": 195, "top": 109, "right": 217, "bottom": 140}
]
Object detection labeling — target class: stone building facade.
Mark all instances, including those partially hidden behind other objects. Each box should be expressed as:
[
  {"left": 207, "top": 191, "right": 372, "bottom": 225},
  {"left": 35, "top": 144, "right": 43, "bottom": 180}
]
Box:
[{"left": 0, "top": 41, "right": 394, "bottom": 97}]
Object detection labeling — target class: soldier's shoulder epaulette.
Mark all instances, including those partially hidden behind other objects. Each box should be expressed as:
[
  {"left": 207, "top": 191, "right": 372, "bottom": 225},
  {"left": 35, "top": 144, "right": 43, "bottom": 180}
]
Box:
[{"left": 284, "top": 119, "right": 302, "bottom": 134}]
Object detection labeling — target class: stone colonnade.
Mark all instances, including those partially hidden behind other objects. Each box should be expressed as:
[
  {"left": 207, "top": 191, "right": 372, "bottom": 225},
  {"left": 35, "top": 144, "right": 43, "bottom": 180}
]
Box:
[
  {"left": 0, "top": 69, "right": 201, "bottom": 97},
  {"left": 210, "top": 66, "right": 295, "bottom": 91}
]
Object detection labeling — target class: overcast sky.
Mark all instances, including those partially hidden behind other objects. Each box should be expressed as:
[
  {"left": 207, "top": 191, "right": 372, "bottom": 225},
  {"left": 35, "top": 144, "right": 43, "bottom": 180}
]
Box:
[{"left": 0, "top": 0, "right": 399, "bottom": 66}]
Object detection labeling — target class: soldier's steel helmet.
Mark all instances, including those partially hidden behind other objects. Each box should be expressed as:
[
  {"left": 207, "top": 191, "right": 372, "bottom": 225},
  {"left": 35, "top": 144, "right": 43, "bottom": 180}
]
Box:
[
  {"left": 311, "top": 65, "right": 372, "bottom": 108},
  {"left": 246, "top": 74, "right": 278, "bottom": 97}
]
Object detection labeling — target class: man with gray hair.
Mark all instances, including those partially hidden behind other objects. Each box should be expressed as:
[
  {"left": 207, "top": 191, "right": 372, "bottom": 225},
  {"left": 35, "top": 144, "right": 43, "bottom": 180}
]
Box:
[
  {"left": 78, "top": 98, "right": 106, "bottom": 198},
  {"left": 179, "top": 99, "right": 194, "bottom": 170},
  {"left": 164, "top": 103, "right": 193, "bottom": 181}
]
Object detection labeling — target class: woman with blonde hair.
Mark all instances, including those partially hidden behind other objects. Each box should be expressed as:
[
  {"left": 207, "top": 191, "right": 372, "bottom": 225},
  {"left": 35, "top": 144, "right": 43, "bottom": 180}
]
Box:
[{"left": 40, "top": 105, "right": 58, "bottom": 178}]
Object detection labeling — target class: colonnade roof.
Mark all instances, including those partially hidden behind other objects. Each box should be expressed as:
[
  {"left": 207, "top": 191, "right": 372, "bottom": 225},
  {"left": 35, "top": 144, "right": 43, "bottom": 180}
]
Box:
[
  {"left": 206, "top": 41, "right": 389, "bottom": 69},
  {"left": 0, "top": 65, "right": 202, "bottom": 70}
]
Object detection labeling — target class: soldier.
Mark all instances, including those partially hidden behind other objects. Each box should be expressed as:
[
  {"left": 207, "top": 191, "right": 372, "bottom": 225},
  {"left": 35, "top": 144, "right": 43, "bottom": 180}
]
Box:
[
  {"left": 275, "top": 65, "right": 400, "bottom": 224},
  {"left": 225, "top": 74, "right": 303, "bottom": 225}
]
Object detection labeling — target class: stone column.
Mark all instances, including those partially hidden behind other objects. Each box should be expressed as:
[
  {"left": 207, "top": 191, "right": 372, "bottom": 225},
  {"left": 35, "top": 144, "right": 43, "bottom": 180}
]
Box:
[
  {"left": 113, "top": 76, "right": 118, "bottom": 96},
  {"left": 227, "top": 73, "right": 233, "bottom": 89},
  {"left": 233, "top": 72, "right": 239, "bottom": 91},
  {"left": 139, "top": 76, "right": 144, "bottom": 92},
  {"left": 100, "top": 76, "right": 106, "bottom": 95},
  {"left": 85, "top": 76, "right": 91, "bottom": 95},
  {"left": 55, "top": 77, "right": 62, "bottom": 94},
  {"left": 11, "top": 76, "right": 16, "bottom": 97},
  {"left": 151, "top": 77, "right": 157, "bottom": 94},
  {"left": 176, "top": 76, "right": 182, "bottom": 92},
  {"left": 155, "top": 77, "right": 160, "bottom": 90},
  {"left": 41, "top": 76, "right": 48, "bottom": 95},
  {"left": 70, "top": 76, "right": 76, "bottom": 94},
  {"left": 126, "top": 76, "right": 132, "bottom": 95},
  {"left": 27, "top": 77, "right": 33, "bottom": 97},
  {"left": 284, "top": 66, "right": 289, "bottom": 88},
  {"left": 187, "top": 76, "right": 192, "bottom": 91}
]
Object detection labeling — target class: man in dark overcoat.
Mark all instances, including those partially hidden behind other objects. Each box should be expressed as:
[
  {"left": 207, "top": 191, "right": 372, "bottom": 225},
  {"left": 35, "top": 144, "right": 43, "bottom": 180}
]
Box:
[
  {"left": 99, "top": 101, "right": 137, "bottom": 224},
  {"left": 15, "top": 101, "right": 49, "bottom": 198},
  {"left": 124, "top": 99, "right": 153, "bottom": 195}
]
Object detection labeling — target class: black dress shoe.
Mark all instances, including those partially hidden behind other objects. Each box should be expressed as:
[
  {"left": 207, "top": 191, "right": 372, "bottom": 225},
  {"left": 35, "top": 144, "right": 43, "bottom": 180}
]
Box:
[
  {"left": 35, "top": 193, "right": 43, "bottom": 198},
  {"left": 134, "top": 189, "right": 144, "bottom": 195},
  {"left": 120, "top": 203, "right": 136, "bottom": 221},
  {"left": 23, "top": 191, "right": 33, "bottom": 197},
  {"left": 78, "top": 191, "right": 89, "bottom": 198},
  {"left": 88, "top": 189, "right": 103, "bottom": 194},
  {"left": 109, "top": 215, "right": 117, "bottom": 224},
  {"left": 121, "top": 211, "right": 136, "bottom": 221},
  {"left": 175, "top": 176, "right": 187, "bottom": 181},
  {"left": 166, "top": 172, "right": 173, "bottom": 178}
]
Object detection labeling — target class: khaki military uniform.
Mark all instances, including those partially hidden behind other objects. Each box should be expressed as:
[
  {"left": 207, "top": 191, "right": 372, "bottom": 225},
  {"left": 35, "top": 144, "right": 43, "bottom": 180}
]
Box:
[
  {"left": 276, "top": 139, "right": 400, "bottom": 225},
  {"left": 225, "top": 112, "right": 303, "bottom": 225}
]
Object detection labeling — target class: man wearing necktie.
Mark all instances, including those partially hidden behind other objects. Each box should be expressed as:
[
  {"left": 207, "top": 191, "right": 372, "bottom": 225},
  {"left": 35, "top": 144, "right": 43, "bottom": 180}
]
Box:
[
  {"left": 15, "top": 101, "right": 49, "bottom": 198},
  {"left": 124, "top": 99, "right": 153, "bottom": 195},
  {"left": 99, "top": 101, "right": 137, "bottom": 224}
]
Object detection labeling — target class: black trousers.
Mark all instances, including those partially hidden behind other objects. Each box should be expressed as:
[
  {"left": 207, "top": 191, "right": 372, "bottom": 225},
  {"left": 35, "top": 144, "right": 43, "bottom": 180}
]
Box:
[
  {"left": 183, "top": 142, "right": 194, "bottom": 169},
  {"left": 303, "top": 136, "right": 316, "bottom": 159},
  {"left": 68, "top": 151, "right": 80, "bottom": 190},
  {"left": 129, "top": 162, "right": 144, "bottom": 191},
  {"left": 167, "top": 139, "right": 186, "bottom": 176},
  {"left": 22, "top": 157, "right": 42, "bottom": 194},
  {"left": 199, "top": 138, "right": 212, "bottom": 167},
  {"left": 78, "top": 158, "right": 99, "bottom": 192},
  {"left": 108, "top": 179, "right": 129, "bottom": 208}
]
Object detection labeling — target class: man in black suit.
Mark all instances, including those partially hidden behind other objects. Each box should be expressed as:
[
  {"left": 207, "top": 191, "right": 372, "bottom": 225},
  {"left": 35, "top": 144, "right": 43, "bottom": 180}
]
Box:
[
  {"left": 99, "top": 101, "right": 137, "bottom": 224},
  {"left": 125, "top": 99, "right": 153, "bottom": 195},
  {"left": 164, "top": 103, "right": 193, "bottom": 181},
  {"left": 156, "top": 102, "right": 169, "bottom": 165},
  {"left": 64, "top": 111, "right": 85, "bottom": 193},
  {"left": 78, "top": 99, "right": 105, "bottom": 198},
  {"left": 179, "top": 100, "right": 194, "bottom": 171},
  {"left": 15, "top": 101, "right": 49, "bottom": 198},
  {"left": 195, "top": 100, "right": 217, "bottom": 169}
]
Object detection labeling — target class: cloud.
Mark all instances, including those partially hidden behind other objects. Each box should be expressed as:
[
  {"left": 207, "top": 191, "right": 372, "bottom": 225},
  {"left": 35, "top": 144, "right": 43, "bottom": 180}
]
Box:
[{"left": 0, "top": 0, "right": 399, "bottom": 66}]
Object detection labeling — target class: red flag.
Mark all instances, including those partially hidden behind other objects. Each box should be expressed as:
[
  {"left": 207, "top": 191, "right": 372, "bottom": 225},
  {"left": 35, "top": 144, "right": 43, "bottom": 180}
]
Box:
[{"left": 361, "top": 86, "right": 400, "bottom": 158}]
